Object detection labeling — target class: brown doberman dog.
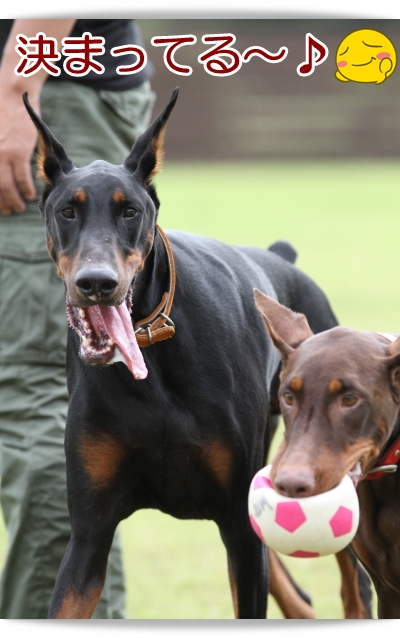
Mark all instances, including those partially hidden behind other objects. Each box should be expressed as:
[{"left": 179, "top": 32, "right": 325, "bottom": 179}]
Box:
[{"left": 254, "top": 289, "right": 400, "bottom": 619}]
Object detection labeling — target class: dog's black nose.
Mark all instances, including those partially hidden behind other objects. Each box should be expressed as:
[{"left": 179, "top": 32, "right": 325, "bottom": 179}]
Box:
[
  {"left": 74, "top": 267, "right": 119, "bottom": 298},
  {"left": 274, "top": 470, "right": 315, "bottom": 498}
]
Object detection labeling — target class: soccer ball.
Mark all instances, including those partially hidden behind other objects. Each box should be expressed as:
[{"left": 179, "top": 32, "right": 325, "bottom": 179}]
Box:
[{"left": 248, "top": 465, "right": 360, "bottom": 557}]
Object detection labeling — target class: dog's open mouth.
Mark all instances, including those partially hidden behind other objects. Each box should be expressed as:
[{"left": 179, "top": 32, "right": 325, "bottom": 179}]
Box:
[
  {"left": 66, "top": 289, "right": 148, "bottom": 380},
  {"left": 348, "top": 461, "right": 362, "bottom": 488}
]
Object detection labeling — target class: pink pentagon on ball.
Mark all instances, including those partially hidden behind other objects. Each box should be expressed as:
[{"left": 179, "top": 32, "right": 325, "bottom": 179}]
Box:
[
  {"left": 329, "top": 506, "right": 353, "bottom": 537},
  {"left": 254, "top": 476, "right": 272, "bottom": 490},
  {"left": 289, "top": 550, "right": 320, "bottom": 558},
  {"left": 275, "top": 501, "right": 306, "bottom": 532},
  {"left": 249, "top": 515, "right": 263, "bottom": 541}
]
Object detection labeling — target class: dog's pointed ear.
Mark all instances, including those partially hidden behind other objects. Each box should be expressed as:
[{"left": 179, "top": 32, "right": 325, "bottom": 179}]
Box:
[
  {"left": 386, "top": 336, "right": 400, "bottom": 403},
  {"left": 123, "top": 87, "right": 179, "bottom": 183},
  {"left": 23, "top": 92, "right": 74, "bottom": 186},
  {"left": 254, "top": 289, "right": 314, "bottom": 361}
]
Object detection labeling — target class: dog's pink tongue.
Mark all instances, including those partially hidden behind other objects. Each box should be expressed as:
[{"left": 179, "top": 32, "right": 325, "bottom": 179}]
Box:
[{"left": 87, "top": 304, "right": 148, "bottom": 380}]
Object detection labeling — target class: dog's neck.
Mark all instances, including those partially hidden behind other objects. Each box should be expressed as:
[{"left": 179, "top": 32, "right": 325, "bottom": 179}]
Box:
[{"left": 130, "top": 228, "right": 169, "bottom": 323}]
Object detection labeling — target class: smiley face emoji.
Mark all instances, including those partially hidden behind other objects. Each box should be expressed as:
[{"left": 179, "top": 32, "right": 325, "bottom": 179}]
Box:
[{"left": 335, "top": 29, "right": 396, "bottom": 84}]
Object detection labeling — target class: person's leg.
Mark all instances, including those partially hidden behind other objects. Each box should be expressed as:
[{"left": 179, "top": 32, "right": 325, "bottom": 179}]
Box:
[{"left": 0, "top": 79, "right": 155, "bottom": 618}]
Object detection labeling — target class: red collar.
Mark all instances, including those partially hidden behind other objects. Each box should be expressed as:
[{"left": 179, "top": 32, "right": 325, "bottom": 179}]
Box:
[{"left": 364, "top": 332, "right": 400, "bottom": 480}]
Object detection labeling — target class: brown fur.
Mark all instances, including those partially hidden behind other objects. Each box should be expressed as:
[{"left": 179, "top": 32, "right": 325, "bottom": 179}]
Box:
[
  {"left": 329, "top": 378, "right": 343, "bottom": 393},
  {"left": 289, "top": 377, "right": 303, "bottom": 392},
  {"left": 112, "top": 190, "right": 126, "bottom": 204},
  {"left": 73, "top": 189, "right": 87, "bottom": 203},
  {"left": 335, "top": 549, "right": 369, "bottom": 619},
  {"left": 149, "top": 128, "right": 166, "bottom": 180},
  {"left": 80, "top": 432, "right": 127, "bottom": 489},
  {"left": 268, "top": 548, "right": 315, "bottom": 619},
  {"left": 54, "top": 585, "right": 103, "bottom": 619},
  {"left": 201, "top": 441, "right": 232, "bottom": 486},
  {"left": 36, "top": 134, "right": 51, "bottom": 185},
  {"left": 57, "top": 254, "right": 72, "bottom": 279}
]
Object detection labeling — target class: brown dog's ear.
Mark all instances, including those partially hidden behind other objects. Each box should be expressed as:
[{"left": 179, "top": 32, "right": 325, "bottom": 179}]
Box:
[
  {"left": 254, "top": 289, "right": 314, "bottom": 360},
  {"left": 123, "top": 88, "right": 178, "bottom": 184},
  {"left": 386, "top": 335, "right": 400, "bottom": 403},
  {"left": 23, "top": 93, "right": 74, "bottom": 186}
]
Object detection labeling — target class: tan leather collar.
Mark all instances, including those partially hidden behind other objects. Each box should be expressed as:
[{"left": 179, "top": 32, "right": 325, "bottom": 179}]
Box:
[{"left": 134, "top": 225, "right": 176, "bottom": 347}]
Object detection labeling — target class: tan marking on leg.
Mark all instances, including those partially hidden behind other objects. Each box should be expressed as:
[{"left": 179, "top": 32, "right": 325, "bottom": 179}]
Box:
[
  {"left": 289, "top": 377, "right": 303, "bottom": 392},
  {"left": 80, "top": 432, "right": 127, "bottom": 489},
  {"left": 268, "top": 548, "right": 316, "bottom": 619},
  {"left": 201, "top": 441, "right": 232, "bottom": 486},
  {"left": 335, "top": 549, "right": 369, "bottom": 618},
  {"left": 112, "top": 190, "right": 126, "bottom": 204},
  {"left": 54, "top": 584, "right": 103, "bottom": 619},
  {"left": 329, "top": 379, "right": 343, "bottom": 393},
  {"left": 73, "top": 189, "right": 86, "bottom": 203}
]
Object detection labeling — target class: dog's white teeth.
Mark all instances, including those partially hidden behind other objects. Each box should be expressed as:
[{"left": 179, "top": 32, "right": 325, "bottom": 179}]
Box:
[
  {"left": 82, "top": 337, "right": 90, "bottom": 347},
  {"left": 79, "top": 309, "right": 85, "bottom": 318},
  {"left": 348, "top": 461, "right": 362, "bottom": 477},
  {"left": 108, "top": 339, "right": 114, "bottom": 346},
  {"left": 84, "top": 322, "right": 90, "bottom": 330}
]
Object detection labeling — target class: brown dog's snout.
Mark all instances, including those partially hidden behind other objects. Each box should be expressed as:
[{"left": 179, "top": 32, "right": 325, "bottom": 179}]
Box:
[
  {"left": 74, "top": 266, "right": 119, "bottom": 299},
  {"left": 274, "top": 469, "right": 316, "bottom": 498}
]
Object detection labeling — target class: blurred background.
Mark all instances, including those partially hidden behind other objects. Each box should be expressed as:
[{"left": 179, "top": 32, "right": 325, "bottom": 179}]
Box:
[{"left": 1, "top": 18, "right": 399, "bottom": 619}]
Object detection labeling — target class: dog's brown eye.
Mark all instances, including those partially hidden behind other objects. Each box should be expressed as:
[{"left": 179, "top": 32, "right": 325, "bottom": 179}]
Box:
[
  {"left": 283, "top": 392, "right": 294, "bottom": 406},
  {"left": 61, "top": 208, "right": 75, "bottom": 219},
  {"left": 123, "top": 207, "right": 136, "bottom": 218},
  {"left": 342, "top": 394, "right": 358, "bottom": 407}
]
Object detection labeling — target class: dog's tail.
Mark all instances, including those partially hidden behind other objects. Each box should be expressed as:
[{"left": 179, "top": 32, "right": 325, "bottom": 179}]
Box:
[{"left": 267, "top": 240, "right": 297, "bottom": 265}]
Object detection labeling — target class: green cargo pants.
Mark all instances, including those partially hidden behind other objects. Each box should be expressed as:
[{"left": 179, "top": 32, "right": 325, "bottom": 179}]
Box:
[{"left": 0, "top": 79, "right": 155, "bottom": 618}]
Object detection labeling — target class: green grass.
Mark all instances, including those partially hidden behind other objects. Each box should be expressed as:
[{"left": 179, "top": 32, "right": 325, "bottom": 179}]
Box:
[{"left": 1, "top": 159, "right": 397, "bottom": 618}]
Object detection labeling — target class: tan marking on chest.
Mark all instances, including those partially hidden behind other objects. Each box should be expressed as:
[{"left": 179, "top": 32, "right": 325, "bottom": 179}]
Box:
[
  {"left": 73, "top": 189, "right": 87, "bottom": 203},
  {"left": 329, "top": 378, "right": 343, "bottom": 393},
  {"left": 290, "top": 377, "right": 303, "bottom": 392},
  {"left": 201, "top": 441, "right": 232, "bottom": 486},
  {"left": 80, "top": 432, "right": 127, "bottom": 489}
]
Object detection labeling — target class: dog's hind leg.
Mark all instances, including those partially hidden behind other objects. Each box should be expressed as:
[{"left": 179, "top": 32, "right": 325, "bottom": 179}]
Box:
[
  {"left": 268, "top": 548, "right": 315, "bottom": 619},
  {"left": 335, "top": 548, "right": 372, "bottom": 618},
  {"left": 220, "top": 514, "right": 268, "bottom": 619}
]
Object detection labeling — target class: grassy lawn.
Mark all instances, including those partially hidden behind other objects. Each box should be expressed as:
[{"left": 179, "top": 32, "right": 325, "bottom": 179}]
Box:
[{"left": 0, "top": 159, "right": 397, "bottom": 618}]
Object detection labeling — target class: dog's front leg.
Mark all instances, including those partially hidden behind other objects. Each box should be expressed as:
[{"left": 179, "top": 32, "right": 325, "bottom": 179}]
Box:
[
  {"left": 48, "top": 426, "right": 127, "bottom": 619},
  {"left": 48, "top": 520, "right": 116, "bottom": 618},
  {"left": 220, "top": 512, "right": 268, "bottom": 619}
]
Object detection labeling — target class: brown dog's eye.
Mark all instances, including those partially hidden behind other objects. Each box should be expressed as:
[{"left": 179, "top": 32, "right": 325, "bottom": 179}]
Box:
[
  {"left": 342, "top": 394, "right": 358, "bottom": 407},
  {"left": 60, "top": 208, "right": 75, "bottom": 219},
  {"left": 283, "top": 392, "right": 294, "bottom": 406},
  {"left": 123, "top": 207, "right": 136, "bottom": 219}
]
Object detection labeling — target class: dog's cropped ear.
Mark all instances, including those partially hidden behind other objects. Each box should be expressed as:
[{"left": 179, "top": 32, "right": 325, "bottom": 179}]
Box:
[
  {"left": 386, "top": 336, "right": 400, "bottom": 403},
  {"left": 254, "top": 289, "right": 314, "bottom": 361},
  {"left": 123, "top": 88, "right": 179, "bottom": 184},
  {"left": 23, "top": 93, "right": 74, "bottom": 187}
]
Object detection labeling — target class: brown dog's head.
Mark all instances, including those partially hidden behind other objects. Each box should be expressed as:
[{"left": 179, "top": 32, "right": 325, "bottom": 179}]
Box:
[{"left": 254, "top": 289, "right": 400, "bottom": 497}]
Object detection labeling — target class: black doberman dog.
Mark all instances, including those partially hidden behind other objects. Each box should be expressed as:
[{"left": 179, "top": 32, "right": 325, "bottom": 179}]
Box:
[
  {"left": 254, "top": 291, "right": 400, "bottom": 618},
  {"left": 24, "top": 88, "right": 363, "bottom": 618}
]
